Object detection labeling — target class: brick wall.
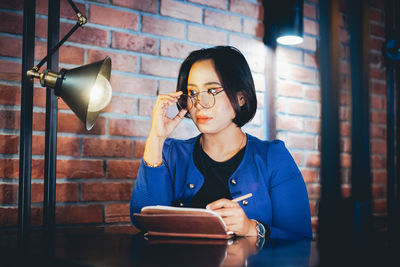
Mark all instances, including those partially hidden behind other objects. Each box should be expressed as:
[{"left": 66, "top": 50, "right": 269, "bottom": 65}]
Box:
[{"left": 0, "top": 0, "right": 388, "bottom": 239}]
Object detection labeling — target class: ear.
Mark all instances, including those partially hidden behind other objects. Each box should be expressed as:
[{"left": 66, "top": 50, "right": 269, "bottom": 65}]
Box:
[{"left": 237, "top": 92, "right": 246, "bottom": 107}]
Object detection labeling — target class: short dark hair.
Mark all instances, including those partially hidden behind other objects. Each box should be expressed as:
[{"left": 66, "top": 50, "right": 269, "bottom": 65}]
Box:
[{"left": 176, "top": 46, "right": 257, "bottom": 128}]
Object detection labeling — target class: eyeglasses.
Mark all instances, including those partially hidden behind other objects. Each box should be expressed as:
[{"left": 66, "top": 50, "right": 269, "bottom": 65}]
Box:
[{"left": 177, "top": 87, "right": 224, "bottom": 110}]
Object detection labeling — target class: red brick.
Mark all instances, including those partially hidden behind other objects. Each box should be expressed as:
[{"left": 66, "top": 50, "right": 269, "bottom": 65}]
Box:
[
  {"left": 32, "top": 87, "right": 46, "bottom": 108},
  {"left": 304, "top": 3, "right": 317, "bottom": 19},
  {"left": 229, "top": 0, "right": 263, "bottom": 20},
  {"left": 278, "top": 64, "right": 318, "bottom": 84},
  {"left": 160, "top": 40, "right": 201, "bottom": 59},
  {"left": 109, "top": 118, "right": 151, "bottom": 137},
  {"left": 306, "top": 183, "right": 320, "bottom": 199},
  {"left": 341, "top": 137, "right": 351, "bottom": 153},
  {"left": 0, "top": 207, "right": 17, "bottom": 226},
  {"left": 340, "top": 28, "right": 350, "bottom": 43},
  {"left": 0, "top": 110, "right": 20, "bottom": 130},
  {"left": 83, "top": 138, "right": 133, "bottom": 158},
  {"left": 141, "top": 57, "right": 180, "bottom": 78},
  {"left": 204, "top": 10, "right": 241, "bottom": 32},
  {"left": 340, "top": 153, "right": 351, "bottom": 168},
  {"left": 370, "top": 24, "right": 385, "bottom": 38},
  {"left": 60, "top": 23, "right": 108, "bottom": 47},
  {"left": 110, "top": 74, "right": 157, "bottom": 95},
  {"left": 81, "top": 182, "right": 133, "bottom": 201},
  {"left": 112, "top": 0, "right": 157, "bottom": 13},
  {"left": 371, "top": 111, "right": 386, "bottom": 124},
  {"left": 0, "top": 35, "right": 22, "bottom": 58},
  {"left": 0, "top": 84, "right": 20, "bottom": 105},
  {"left": 105, "top": 203, "right": 130, "bottom": 223},
  {"left": 159, "top": 80, "right": 177, "bottom": 95},
  {"left": 138, "top": 98, "right": 156, "bottom": 116},
  {"left": 306, "top": 152, "right": 321, "bottom": 167},
  {"left": 35, "top": 41, "right": 85, "bottom": 65},
  {"left": 161, "top": 0, "right": 202, "bottom": 23},
  {"left": 256, "top": 92, "right": 264, "bottom": 108},
  {"left": 31, "top": 182, "right": 79, "bottom": 203},
  {"left": 291, "top": 151, "right": 303, "bottom": 166},
  {"left": 286, "top": 134, "right": 316, "bottom": 150},
  {"left": 371, "top": 155, "right": 385, "bottom": 169},
  {"left": 276, "top": 98, "right": 319, "bottom": 117},
  {"left": 189, "top": 0, "right": 226, "bottom": 10},
  {"left": 56, "top": 204, "right": 103, "bottom": 224},
  {"left": 35, "top": 17, "right": 47, "bottom": 38},
  {"left": 0, "top": 159, "right": 19, "bottom": 179},
  {"left": 370, "top": 125, "right": 385, "bottom": 138},
  {"left": 276, "top": 81, "right": 303, "bottom": 98},
  {"left": 370, "top": 95, "right": 385, "bottom": 110},
  {"left": 243, "top": 19, "right": 264, "bottom": 38},
  {"left": 372, "top": 170, "right": 386, "bottom": 183},
  {"left": 229, "top": 34, "right": 264, "bottom": 54},
  {"left": 304, "top": 119, "right": 320, "bottom": 134},
  {"left": 373, "top": 199, "right": 386, "bottom": 213},
  {"left": 252, "top": 73, "right": 266, "bottom": 92},
  {"left": 188, "top": 25, "right": 227, "bottom": 46},
  {"left": 304, "top": 86, "right": 320, "bottom": 101},
  {"left": 0, "top": 0, "right": 23, "bottom": 9},
  {"left": 107, "top": 160, "right": 141, "bottom": 179},
  {"left": 298, "top": 35, "right": 317, "bottom": 51},
  {"left": 0, "top": 135, "right": 19, "bottom": 154},
  {"left": 134, "top": 140, "right": 146, "bottom": 158},
  {"left": 0, "top": 184, "right": 17, "bottom": 203},
  {"left": 372, "top": 185, "right": 385, "bottom": 198},
  {"left": 300, "top": 168, "right": 318, "bottom": 183},
  {"left": 57, "top": 113, "right": 106, "bottom": 135},
  {"left": 241, "top": 53, "right": 265, "bottom": 74},
  {"left": 56, "top": 160, "right": 104, "bottom": 178},
  {"left": 0, "top": 12, "right": 22, "bottom": 34},
  {"left": 90, "top": 5, "right": 138, "bottom": 30},
  {"left": 142, "top": 16, "right": 185, "bottom": 39},
  {"left": 304, "top": 19, "right": 319, "bottom": 36},
  {"left": 276, "top": 115, "right": 303, "bottom": 131},
  {"left": 111, "top": 32, "right": 157, "bottom": 55},
  {"left": 0, "top": 60, "right": 21, "bottom": 81},
  {"left": 369, "top": 67, "right": 385, "bottom": 80},
  {"left": 304, "top": 53, "right": 317, "bottom": 68},
  {"left": 309, "top": 201, "right": 316, "bottom": 216},
  {"left": 32, "top": 135, "right": 79, "bottom": 156},
  {"left": 370, "top": 37, "right": 384, "bottom": 51},
  {"left": 89, "top": 49, "right": 138, "bottom": 73},
  {"left": 340, "top": 122, "right": 351, "bottom": 136},
  {"left": 37, "top": 0, "right": 86, "bottom": 20},
  {"left": 370, "top": 52, "right": 383, "bottom": 67},
  {"left": 103, "top": 95, "right": 137, "bottom": 114},
  {"left": 341, "top": 184, "right": 351, "bottom": 198},
  {"left": 276, "top": 46, "right": 303, "bottom": 65},
  {"left": 370, "top": 81, "right": 386, "bottom": 95}
]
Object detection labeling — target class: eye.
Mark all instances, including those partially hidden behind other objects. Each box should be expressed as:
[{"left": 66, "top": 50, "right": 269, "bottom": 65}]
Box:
[
  {"left": 188, "top": 89, "right": 198, "bottom": 97},
  {"left": 207, "top": 88, "right": 219, "bottom": 95}
]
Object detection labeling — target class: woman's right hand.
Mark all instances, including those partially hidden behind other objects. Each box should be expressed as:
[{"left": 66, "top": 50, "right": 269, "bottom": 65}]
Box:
[
  {"left": 148, "top": 91, "right": 188, "bottom": 140},
  {"left": 143, "top": 91, "right": 187, "bottom": 166}
]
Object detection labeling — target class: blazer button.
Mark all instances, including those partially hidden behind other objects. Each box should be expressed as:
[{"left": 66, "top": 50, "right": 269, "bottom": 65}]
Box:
[
  {"left": 242, "top": 200, "right": 248, "bottom": 206},
  {"left": 179, "top": 202, "right": 184, "bottom": 207},
  {"left": 230, "top": 179, "right": 237, "bottom": 185},
  {"left": 188, "top": 183, "right": 195, "bottom": 189}
]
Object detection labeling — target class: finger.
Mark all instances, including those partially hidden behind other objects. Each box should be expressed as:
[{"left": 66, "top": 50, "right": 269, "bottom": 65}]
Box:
[
  {"left": 206, "top": 198, "right": 238, "bottom": 210},
  {"left": 174, "top": 109, "right": 188, "bottom": 121},
  {"left": 213, "top": 207, "right": 238, "bottom": 218}
]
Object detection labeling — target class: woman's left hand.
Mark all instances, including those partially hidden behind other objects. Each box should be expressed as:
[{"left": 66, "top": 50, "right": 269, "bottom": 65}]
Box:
[{"left": 206, "top": 198, "right": 257, "bottom": 236}]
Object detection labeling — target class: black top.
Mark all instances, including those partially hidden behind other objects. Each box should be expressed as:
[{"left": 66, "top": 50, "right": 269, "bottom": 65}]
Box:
[{"left": 190, "top": 137, "right": 246, "bottom": 208}]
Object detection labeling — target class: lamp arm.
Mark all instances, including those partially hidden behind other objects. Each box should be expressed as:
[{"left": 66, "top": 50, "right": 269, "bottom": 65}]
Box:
[{"left": 31, "top": 0, "right": 87, "bottom": 72}]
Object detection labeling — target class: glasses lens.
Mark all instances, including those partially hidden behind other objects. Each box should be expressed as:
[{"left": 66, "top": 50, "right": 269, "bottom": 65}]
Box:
[
  {"left": 197, "top": 92, "right": 215, "bottom": 109},
  {"left": 177, "top": 94, "right": 192, "bottom": 110}
]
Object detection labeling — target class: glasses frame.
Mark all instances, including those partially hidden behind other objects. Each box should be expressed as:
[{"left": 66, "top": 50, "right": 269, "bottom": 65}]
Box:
[{"left": 178, "top": 87, "right": 225, "bottom": 110}]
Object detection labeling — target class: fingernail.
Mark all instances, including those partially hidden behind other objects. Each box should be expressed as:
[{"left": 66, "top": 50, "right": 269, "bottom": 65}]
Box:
[{"left": 206, "top": 205, "right": 210, "bottom": 210}]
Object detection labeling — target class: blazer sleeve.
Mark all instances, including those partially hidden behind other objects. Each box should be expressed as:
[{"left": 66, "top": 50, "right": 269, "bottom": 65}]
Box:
[
  {"left": 266, "top": 140, "right": 312, "bottom": 240},
  {"left": 130, "top": 139, "right": 175, "bottom": 228}
]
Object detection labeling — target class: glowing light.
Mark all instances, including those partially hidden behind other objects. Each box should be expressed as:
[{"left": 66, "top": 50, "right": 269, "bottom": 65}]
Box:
[
  {"left": 88, "top": 74, "right": 112, "bottom": 112},
  {"left": 277, "top": 35, "right": 303, "bottom": 46}
]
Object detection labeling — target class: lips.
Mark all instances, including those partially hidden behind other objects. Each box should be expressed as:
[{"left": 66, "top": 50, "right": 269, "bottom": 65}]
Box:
[{"left": 196, "top": 115, "right": 212, "bottom": 124}]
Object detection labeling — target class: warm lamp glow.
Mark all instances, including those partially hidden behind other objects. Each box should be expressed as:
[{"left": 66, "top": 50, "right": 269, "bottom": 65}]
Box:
[
  {"left": 277, "top": 35, "right": 303, "bottom": 45},
  {"left": 88, "top": 74, "right": 112, "bottom": 112}
]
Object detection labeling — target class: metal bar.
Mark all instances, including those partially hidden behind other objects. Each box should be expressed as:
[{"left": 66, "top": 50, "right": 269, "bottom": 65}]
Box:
[
  {"left": 18, "top": 0, "right": 36, "bottom": 244},
  {"left": 67, "top": 0, "right": 80, "bottom": 14},
  {"left": 348, "top": 0, "right": 372, "bottom": 245},
  {"left": 43, "top": 0, "right": 60, "bottom": 234},
  {"left": 36, "top": 22, "right": 80, "bottom": 70},
  {"left": 265, "top": 46, "right": 276, "bottom": 140}
]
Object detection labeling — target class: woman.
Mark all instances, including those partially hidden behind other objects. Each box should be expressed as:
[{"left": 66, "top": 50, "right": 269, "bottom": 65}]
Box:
[{"left": 130, "top": 46, "right": 312, "bottom": 241}]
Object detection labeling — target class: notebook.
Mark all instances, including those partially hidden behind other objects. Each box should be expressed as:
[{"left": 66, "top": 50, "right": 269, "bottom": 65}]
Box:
[{"left": 133, "top": 205, "right": 235, "bottom": 239}]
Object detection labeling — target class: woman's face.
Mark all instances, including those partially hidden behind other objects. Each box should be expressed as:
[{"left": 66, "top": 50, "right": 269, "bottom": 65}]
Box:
[{"left": 187, "top": 59, "right": 237, "bottom": 134}]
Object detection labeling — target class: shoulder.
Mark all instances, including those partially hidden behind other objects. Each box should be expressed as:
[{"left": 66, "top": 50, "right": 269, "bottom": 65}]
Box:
[{"left": 246, "top": 133, "right": 287, "bottom": 156}]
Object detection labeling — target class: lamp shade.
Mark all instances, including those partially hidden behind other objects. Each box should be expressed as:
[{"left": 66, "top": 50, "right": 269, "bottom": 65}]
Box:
[{"left": 55, "top": 57, "right": 112, "bottom": 130}]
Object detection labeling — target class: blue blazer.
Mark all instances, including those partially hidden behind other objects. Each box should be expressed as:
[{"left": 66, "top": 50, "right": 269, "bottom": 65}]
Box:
[{"left": 130, "top": 133, "right": 312, "bottom": 240}]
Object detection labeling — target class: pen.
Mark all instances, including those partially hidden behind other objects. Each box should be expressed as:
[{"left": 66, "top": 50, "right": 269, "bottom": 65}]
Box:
[{"left": 232, "top": 193, "right": 253, "bottom": 202}]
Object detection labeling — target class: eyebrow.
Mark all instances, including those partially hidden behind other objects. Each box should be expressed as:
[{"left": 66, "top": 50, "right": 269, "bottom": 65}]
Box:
[{"left": 187, "top": 82, "right": 222, "bottom": 87}]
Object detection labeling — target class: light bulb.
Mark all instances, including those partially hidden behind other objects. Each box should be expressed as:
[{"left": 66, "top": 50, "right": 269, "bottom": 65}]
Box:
[
  {"left": 87, "top": 74, "right": 112, "bottom": 112},
  {"left": 277, "top": 35, "right": 303, "bottom": 45}
]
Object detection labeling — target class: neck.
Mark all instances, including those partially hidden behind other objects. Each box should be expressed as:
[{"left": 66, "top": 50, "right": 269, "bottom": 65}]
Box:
[{"left": 200, "top": 126, "right": 245, "bottom": 162}]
